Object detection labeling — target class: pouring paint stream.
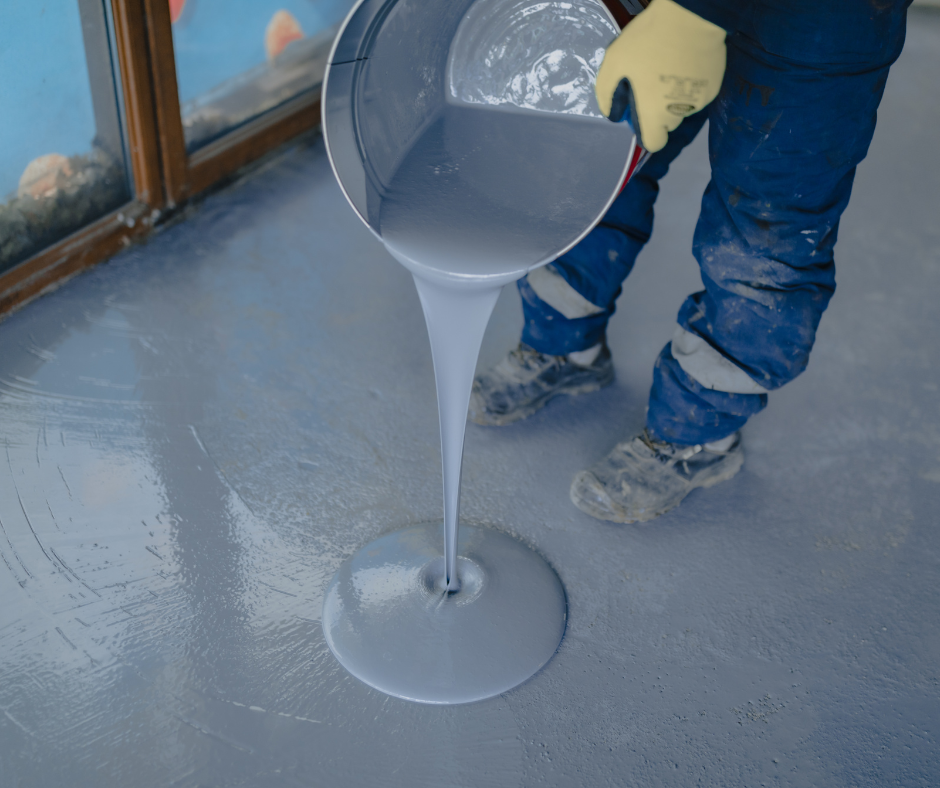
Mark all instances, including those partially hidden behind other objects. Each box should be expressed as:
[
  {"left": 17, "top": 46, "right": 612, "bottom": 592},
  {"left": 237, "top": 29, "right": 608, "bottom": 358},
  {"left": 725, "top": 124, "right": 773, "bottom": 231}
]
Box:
[
  {"left": 411, "top": 276, "right": 500, "bottom": 589},
  {"left": 377, "top": 102, "right": 630, "bottom": 593}
]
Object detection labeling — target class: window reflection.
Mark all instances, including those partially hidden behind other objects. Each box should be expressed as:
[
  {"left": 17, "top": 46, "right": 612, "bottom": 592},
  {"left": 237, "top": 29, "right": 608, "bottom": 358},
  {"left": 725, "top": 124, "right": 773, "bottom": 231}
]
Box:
[
  {"left": 0, "top": 1, "right": 131, "bottom": 275},
  {"left": 171, "top": 0, "right": 356, "bottom": 152}
]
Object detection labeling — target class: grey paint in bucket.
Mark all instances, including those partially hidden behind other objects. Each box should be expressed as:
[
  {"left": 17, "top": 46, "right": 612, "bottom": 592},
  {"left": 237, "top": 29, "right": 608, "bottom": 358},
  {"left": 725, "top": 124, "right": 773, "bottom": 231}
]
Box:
[{"left": 321, "top": 0, "right": 637, "bottom": 703}]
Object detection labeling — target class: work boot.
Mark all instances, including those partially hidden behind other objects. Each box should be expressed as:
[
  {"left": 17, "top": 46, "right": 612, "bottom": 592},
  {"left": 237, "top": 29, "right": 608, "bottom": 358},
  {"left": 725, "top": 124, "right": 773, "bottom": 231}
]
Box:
[
  {"left": 469, "top": 342, "right": 614, "bottom": 426},
  {"left": 570, "top": 429, "right": 743, "bottom": 523}
]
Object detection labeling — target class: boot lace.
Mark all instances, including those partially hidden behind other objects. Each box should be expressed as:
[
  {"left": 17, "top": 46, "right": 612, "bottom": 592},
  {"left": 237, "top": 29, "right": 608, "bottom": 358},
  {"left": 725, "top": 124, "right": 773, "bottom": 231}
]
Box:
[{"left": 638, "top": 428, "right": 736, "bottom": 466}]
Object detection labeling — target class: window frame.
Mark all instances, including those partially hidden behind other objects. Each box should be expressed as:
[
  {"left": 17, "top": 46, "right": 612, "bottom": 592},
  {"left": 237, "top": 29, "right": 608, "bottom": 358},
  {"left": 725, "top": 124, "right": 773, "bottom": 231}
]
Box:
[{"left": 0, "top": 0, "right": 321, "bottom": 318}]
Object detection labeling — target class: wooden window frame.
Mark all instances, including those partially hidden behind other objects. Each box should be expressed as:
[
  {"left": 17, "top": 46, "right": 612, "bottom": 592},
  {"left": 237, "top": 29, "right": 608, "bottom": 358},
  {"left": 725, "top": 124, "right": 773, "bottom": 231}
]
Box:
[
  {"left": 0, "top": 0, "right": 162, "bottom": 317},
  {"left": 1, "top": 0, "right": 321, "bottom": 318}
]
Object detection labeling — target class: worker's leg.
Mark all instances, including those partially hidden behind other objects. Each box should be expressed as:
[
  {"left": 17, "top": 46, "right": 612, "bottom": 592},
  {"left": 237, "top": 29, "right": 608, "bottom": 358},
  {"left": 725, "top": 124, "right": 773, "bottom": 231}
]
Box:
[
  {"left": 518, "top": 110, "right": 708, "bottom": 355},
  {"left": 572, "top": 20, "right": 907, "bottom": 522},
  {"left": 646, "top": 36, "right": 899, "bottom": 445}
]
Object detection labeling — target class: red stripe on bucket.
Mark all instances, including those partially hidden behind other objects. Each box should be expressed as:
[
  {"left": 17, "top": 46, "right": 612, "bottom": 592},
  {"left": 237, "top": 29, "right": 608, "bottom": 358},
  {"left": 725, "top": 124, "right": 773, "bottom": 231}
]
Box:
[{"left": 619, "top": 143, "right": 648, "bottom": 193}]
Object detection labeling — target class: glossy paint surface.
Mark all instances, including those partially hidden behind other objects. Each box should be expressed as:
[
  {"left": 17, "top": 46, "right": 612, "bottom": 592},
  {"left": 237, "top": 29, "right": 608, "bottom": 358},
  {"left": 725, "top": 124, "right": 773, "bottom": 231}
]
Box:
[
  {"left": 322, "top": 523, "right": 566, "bottom": 704},
  {"left": 0, "top": 12, "right": 939, "bottom": 784},
  {"left": 379, "top": 105, "right": 629, "bottom": 285}
]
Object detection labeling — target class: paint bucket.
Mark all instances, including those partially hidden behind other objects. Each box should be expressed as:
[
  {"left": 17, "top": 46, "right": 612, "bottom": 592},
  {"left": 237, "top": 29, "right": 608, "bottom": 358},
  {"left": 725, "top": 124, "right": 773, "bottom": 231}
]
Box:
[{"left": 322, "top": 0, "right": 646, "bottom": 288}]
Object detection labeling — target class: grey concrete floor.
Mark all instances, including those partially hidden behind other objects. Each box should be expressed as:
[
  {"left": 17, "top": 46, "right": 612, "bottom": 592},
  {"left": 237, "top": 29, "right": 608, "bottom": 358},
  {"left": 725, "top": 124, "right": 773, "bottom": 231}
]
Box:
[{"left": 1, "top": 11, "right": 939, "bottom": 787}]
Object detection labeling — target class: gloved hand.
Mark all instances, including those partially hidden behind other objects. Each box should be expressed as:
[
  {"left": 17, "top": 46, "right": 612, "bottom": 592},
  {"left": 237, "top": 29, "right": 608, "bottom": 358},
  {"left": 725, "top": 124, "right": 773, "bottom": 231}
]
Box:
[{"left": 594, "top": 0, "right": 727, "bottom": 152}]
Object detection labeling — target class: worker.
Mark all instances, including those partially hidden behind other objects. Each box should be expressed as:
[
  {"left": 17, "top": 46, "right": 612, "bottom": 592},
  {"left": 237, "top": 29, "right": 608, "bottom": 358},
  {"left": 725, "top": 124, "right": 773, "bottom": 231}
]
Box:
[{"left": 470, "top": 0, "right": 912, "bottom": 523}]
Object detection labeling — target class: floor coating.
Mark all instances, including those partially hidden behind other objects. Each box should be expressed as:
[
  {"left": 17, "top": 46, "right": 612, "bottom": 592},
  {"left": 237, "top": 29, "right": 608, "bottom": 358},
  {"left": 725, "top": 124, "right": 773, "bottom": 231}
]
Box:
[{"left": 1, "top": 10, "right": 938, "bottom": 786}]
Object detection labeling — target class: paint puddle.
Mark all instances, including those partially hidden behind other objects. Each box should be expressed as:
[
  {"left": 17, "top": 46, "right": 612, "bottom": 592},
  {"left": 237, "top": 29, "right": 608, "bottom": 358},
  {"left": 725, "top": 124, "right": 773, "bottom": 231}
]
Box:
[{"left": 321, "top": 523, "right": 565, "bottom": 704}]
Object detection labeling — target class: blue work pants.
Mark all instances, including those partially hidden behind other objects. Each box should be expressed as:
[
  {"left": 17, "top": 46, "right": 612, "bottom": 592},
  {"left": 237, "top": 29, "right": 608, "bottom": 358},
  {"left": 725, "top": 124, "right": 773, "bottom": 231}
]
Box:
[{"left": 518, "top": 17, "right": 909, "bottom": 444}]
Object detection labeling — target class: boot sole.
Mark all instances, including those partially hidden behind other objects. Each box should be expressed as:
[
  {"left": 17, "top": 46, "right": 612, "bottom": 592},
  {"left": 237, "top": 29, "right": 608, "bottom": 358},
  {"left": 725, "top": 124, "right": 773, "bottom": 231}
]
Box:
[{"left": 468, "top": 370, "right": 614, "bottom": 427}]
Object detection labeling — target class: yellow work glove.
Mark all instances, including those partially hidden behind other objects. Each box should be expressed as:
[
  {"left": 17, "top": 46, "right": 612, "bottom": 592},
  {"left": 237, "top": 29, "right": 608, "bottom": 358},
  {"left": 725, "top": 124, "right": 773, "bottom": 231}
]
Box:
[{"left": 594, "top": 0, "right": 727, "bottom": 152}]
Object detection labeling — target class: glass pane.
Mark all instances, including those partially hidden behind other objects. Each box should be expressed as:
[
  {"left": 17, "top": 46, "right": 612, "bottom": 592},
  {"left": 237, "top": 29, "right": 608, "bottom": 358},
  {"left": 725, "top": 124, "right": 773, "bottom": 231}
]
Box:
[
  {"left": 171, "top": 0, "right": 355, "bottom": 152},
  {"left": 0, "top": 1, "right": 132, "bottom": 275}
]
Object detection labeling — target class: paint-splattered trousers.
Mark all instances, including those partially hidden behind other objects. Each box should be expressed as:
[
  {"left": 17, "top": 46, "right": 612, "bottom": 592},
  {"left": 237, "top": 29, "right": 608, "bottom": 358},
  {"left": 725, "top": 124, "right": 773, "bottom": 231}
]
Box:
[{"left": 519, "top": 9, "right": 910, "bottom": 445}]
